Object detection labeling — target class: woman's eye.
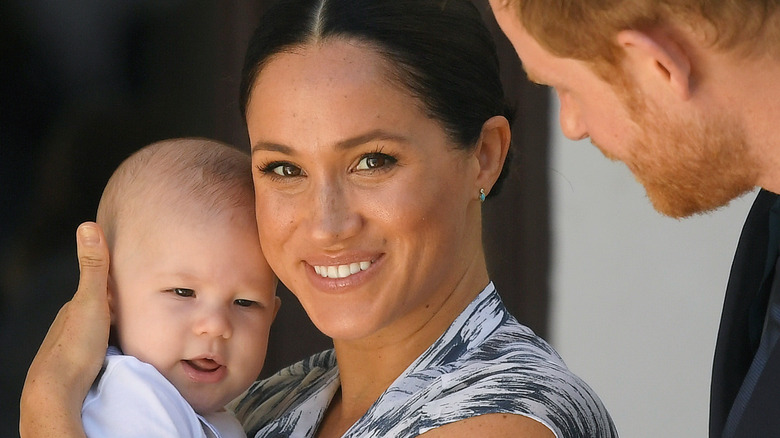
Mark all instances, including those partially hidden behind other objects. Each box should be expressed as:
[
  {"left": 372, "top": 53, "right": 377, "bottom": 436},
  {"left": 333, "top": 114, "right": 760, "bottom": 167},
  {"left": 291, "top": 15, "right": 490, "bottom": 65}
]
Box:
[
  {"left": 356, "top": 153, "right": 396, "bottom": 171},
  {"left": 270, "top": 163, "right": 302, "bottom": 177},
  {"left": 172, "top": 288, "right": 194, "bottom": 298},
  {"left": 234, "top": 299, "right": 257, "bottom": 308}
]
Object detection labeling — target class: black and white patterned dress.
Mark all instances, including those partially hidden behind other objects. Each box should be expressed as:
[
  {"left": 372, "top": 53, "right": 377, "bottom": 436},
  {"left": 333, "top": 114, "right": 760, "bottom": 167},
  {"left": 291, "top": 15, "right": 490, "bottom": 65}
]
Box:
[{"left": 233, "top": 283, "right": 618, "bottom": 437}]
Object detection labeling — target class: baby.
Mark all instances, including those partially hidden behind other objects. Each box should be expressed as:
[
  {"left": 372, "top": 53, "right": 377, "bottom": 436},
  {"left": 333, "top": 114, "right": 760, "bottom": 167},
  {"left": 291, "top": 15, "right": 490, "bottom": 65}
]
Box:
[{"left": 81, "top": 138, "right": 280, "bottom": 437}]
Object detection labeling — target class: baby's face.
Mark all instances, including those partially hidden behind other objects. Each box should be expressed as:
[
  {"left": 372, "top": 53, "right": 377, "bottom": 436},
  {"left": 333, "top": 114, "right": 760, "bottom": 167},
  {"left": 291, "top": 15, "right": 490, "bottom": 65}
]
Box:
[{"left": 109, "top": 207, "right": 279, "bottom": 414}]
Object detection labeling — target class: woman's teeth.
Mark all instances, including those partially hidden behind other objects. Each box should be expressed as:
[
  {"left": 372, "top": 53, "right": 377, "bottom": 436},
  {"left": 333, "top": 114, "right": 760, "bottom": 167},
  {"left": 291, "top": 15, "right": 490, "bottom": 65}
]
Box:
[{"left": 314, "top": 261, "right": 371, "bottom": 279}]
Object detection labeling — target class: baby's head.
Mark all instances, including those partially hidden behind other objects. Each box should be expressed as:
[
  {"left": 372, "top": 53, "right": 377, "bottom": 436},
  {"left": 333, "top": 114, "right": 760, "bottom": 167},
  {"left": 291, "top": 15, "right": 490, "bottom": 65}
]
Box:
[{"left": 97, "top": 138, "right": 279, "bottom": 414}]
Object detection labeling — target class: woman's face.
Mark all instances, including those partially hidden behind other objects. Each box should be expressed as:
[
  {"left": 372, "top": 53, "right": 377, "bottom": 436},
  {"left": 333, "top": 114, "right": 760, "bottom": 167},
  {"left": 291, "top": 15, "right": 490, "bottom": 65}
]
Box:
[{"left": 245, "top": 40, "right": 486, "bottom": 343}]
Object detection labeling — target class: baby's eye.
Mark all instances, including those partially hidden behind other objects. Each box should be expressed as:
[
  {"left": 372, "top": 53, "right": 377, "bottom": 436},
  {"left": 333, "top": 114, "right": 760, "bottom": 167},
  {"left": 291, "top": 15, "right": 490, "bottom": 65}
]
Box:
[
  {"left": 356, "top": 153, "right": 396, "bottom": 171},
  {"left": 270, "top": 163, "right": 302, "bottom": 177},
  {"left": 172, "top": 288, "right": 195, "bottom": 298},
  {"left": 234, "top": 299, "right": 257, "bottom": 308}
]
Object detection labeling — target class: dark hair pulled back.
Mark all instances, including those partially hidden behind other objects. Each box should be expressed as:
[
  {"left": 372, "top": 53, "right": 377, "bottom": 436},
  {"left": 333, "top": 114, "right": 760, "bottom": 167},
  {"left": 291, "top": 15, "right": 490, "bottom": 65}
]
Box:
[{"left": 239, "top": 0, "right": 514, "bottom": 196}]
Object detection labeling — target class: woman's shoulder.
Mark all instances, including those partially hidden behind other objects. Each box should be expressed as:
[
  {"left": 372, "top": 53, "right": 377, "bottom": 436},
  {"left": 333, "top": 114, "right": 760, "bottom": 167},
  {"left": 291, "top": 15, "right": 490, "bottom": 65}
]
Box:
[
  {"left": 384, "top": 284, "right": 616, "bottom": 437},
  {"left": 422, "top": 316, "right": 618, "bottom": 437}
]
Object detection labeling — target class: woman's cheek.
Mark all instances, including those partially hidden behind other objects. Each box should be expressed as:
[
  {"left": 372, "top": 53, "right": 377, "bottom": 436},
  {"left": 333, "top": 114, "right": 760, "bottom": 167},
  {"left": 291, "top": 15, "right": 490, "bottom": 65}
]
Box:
[{"left": 256, "top": 192, "right": 298, "bottom": 262}]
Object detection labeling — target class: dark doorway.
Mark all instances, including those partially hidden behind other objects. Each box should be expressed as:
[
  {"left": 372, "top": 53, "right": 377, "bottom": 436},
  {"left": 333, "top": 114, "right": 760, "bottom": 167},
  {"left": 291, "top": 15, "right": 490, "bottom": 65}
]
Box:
[{"left": 1, "top": 1, "right": 548, "bottom": 434}]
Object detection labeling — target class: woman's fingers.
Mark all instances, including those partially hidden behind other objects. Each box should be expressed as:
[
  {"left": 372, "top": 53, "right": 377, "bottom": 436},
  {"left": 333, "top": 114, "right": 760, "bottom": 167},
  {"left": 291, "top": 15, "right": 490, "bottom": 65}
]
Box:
[
  {"left": 73, "top": 222, "right": 111, "bottom": 318},
  {"left": 69, "top": 222, "right": 112, "bottom": 377},
  {"left": 20, "top": 222, "right": 111, "bottom": 437},
  {"left": 52, "top": 222, "right": 111, "bottom": 383}
]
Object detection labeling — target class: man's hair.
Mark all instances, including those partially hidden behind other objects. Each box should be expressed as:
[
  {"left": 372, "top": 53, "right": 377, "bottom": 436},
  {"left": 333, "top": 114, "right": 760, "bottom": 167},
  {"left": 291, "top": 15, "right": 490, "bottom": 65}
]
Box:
[
  {"left": 96, "top": 137, "right": 254, "bottom": 249},
  {"left": 508, "top": 0, "right": 780, "bottom": 68}
]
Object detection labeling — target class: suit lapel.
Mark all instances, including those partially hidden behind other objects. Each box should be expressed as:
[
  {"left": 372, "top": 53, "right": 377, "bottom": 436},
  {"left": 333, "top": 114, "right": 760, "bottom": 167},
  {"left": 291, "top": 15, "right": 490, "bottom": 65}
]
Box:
[{"left": 710, "top": 190, "right": 779, "bottom": 437}]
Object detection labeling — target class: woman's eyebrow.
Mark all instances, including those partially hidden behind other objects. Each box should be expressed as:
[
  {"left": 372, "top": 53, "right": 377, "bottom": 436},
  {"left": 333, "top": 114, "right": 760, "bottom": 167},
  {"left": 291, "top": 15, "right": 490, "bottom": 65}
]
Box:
[
  {"left": 252, "top": 141, "right": 293, "bottom": 155},
  {"left": 334, "top": 130, "right": 409, "bottom": 150},
  {"left": 251, "top": 130, "right": 409, "bottom": 155}
]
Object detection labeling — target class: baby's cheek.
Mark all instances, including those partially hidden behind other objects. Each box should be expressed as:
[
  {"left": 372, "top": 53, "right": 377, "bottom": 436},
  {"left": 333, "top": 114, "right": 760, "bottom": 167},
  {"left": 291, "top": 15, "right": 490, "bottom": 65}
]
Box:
[{"left": 234, "top": 326, "right": 270, "bottom": 377}]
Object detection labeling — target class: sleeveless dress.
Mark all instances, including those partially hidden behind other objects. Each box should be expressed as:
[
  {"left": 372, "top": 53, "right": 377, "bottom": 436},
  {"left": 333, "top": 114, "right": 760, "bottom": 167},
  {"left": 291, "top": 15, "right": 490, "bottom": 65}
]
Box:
[{"left": 233, "top": 282, "right": 618, "bottom": 438}]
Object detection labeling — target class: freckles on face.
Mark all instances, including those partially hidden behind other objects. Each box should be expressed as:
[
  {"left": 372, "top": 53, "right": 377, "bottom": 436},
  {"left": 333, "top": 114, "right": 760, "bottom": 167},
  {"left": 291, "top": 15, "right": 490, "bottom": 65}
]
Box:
[{"left": 245, "top": 40, "right": 481, "bottom": 341}]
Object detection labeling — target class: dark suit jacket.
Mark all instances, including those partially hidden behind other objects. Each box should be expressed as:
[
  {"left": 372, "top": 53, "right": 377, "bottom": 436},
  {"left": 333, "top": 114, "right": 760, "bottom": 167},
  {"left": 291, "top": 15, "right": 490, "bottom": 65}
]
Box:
[{"left": 710, "top": 189, "right": 780, "bottom": 437}]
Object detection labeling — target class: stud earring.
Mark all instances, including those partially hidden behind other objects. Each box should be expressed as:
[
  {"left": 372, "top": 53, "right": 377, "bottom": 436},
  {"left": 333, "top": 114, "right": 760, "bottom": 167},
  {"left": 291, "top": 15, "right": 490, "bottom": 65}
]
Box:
[{"left": 479, "top": 188, "right": 486, "bottom": 203}]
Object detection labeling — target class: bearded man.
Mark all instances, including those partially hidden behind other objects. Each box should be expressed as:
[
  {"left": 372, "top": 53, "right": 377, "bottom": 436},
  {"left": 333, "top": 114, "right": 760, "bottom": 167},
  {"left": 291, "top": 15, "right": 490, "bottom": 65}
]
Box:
[{"left": 489, "top": 1, "right": 780, "bottom": 436}]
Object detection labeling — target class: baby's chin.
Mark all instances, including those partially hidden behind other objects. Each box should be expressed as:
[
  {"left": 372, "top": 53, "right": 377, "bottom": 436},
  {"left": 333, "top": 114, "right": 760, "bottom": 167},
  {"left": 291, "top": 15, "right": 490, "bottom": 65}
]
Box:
[
  {"left": 177, "top": 382, "right": 241, "bottom": 415},
  {"left": 188, "top": 396, "right": 233, "bottom": 416}
]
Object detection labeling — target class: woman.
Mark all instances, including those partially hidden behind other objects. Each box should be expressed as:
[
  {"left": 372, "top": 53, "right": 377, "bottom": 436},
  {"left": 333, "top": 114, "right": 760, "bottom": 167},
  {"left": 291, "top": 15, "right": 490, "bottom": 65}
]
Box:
[{"left": 21, "top": 0, "right": 617, "bottom": 437}]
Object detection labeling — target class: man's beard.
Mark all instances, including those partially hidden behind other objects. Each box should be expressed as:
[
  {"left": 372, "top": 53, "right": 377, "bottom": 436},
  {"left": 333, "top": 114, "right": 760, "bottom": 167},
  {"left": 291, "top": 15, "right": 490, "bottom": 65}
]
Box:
[{"left": 613, "top": 92, "right": 757, "bottom": 218}]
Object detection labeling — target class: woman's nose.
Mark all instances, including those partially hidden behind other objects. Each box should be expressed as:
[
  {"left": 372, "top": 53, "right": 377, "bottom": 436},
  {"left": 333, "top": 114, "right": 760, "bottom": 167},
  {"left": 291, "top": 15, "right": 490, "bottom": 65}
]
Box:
[
  {"left": 558, "top": 91, "right": 589, "bottom": 141},
  {"left": 308, "top": 180, "right": 361, "bottom": 245}
]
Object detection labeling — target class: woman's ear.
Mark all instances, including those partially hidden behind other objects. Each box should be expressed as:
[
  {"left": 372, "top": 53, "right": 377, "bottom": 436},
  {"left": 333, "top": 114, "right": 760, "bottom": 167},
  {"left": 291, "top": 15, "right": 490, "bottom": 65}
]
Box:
[
  {"left": 616, "top": 29, "right": 692, "bottom": 100},
  {"left": 473, "top": 115, "right": 511, "bottom": 198},
  {"left": 272, "top": 296, "right": 282, "bottom": 321}
]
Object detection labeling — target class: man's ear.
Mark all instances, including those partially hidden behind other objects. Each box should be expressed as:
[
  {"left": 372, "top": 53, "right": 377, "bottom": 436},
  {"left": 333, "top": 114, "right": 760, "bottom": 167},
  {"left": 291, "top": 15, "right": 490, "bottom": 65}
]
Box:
[
  {"left": 617, "top": 29, "right": 692, "bottom": 100},
  {"left": 473, "top": 115, "right": 511, "bottom": 198}
]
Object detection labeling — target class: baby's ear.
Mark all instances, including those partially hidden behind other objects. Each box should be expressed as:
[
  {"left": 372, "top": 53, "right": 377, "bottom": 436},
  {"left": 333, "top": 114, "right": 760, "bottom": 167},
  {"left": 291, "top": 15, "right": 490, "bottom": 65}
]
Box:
[{"left": 106, "top": 274, "right": 117, "bottom": 324}]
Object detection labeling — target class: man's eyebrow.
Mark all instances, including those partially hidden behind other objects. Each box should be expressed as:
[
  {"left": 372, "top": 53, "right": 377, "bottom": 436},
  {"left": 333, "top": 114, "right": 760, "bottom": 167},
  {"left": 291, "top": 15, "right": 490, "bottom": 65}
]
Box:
[{"left": 251, "top": 129, "right": 409, "bottom": 155}]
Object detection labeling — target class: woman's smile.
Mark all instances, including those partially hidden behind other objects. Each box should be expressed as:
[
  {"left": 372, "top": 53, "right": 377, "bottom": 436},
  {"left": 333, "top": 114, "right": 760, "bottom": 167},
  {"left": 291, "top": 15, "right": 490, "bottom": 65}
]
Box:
[
  {"left": 312, "top": 260, "right": 373, "bottom": 279},
  {"left": 247, "top": 40, "right": 482, "bottom": 341},
  {"left": 304, "top": 254, "right": 384, "bottom": 294}
]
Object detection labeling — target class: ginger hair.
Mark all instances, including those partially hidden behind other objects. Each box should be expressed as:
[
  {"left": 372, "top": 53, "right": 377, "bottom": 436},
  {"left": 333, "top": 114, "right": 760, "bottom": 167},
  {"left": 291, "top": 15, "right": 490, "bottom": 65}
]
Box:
[{"left": 505, "top": 0, "right": 780, "bottom": 70}]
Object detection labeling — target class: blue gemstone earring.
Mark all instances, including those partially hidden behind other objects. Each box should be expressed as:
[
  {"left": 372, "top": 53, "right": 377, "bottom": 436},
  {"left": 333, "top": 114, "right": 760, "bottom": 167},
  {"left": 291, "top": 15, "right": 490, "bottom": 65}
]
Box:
[{"left": 479, "top": 188, "right": 486, "bottom": 203}]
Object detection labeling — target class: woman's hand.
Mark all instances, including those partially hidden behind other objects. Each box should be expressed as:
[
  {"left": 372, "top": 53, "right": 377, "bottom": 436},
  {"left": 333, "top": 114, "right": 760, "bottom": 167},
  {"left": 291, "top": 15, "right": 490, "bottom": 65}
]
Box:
[{"left": 19, "top": 222, "right": 111, "bottom": 437}]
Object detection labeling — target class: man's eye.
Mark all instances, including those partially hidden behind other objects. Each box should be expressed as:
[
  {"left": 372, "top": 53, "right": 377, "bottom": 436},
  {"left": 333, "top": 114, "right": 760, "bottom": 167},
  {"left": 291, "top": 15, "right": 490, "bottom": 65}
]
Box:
[
  {"left": 356, "top": 153, "right": 396, "bottom": 171},
  {"left": 234, "top": 299, "right": 256, "bottom": 308},
  {"left": 172, "top": 288, "right": 195, "bottom": 298},
  {"left": 271, "top": 163, "right": 302, "bottom": 177}
]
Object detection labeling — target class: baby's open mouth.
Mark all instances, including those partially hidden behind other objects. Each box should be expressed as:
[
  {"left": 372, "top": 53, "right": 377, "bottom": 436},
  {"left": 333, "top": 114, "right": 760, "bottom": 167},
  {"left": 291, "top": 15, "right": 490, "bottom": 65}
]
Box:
[
  {"left": 185, "top": 358, "right": 221, "bottom": 372},
  {"left": 181, "top": 357, "right": 227, "bottom": 383}
]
